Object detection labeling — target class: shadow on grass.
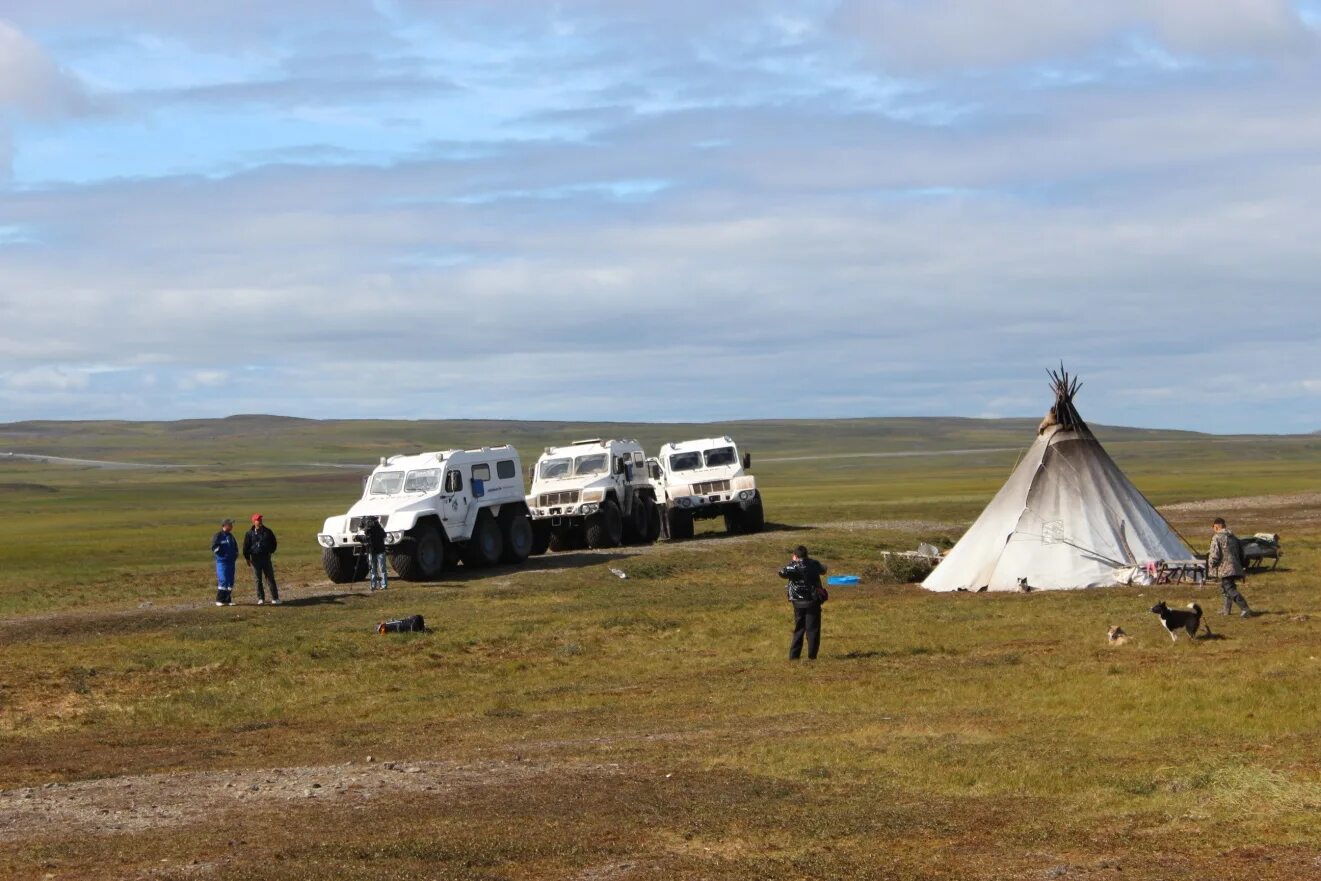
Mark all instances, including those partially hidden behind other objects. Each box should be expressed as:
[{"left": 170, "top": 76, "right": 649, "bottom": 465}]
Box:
[
  {"left": 674, "top": 520, "right": 814, "bottom": 544},
  {"left": 405, "top": 551, "right": 638, "bottom": 587},
  {"left": 279, "top": 592, "right": 372, "bottom": 607}
]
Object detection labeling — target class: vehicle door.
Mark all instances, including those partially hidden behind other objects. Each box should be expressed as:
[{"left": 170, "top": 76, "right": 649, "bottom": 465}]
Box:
[{"left": 440, "top": 468, "right": 470, "bottom": 539}]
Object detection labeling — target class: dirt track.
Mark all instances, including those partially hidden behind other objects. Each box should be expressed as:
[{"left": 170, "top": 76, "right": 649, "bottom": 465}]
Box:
[{"left": 0, "top": 758, "right": 618, "bottom": 845}]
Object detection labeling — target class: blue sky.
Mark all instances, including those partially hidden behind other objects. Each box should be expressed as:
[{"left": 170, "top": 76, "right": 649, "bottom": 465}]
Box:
[{"left": 2, "top": 1, "right": 1320, "bottom": 433}]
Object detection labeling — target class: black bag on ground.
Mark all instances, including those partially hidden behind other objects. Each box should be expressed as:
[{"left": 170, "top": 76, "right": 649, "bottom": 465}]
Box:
[{"left": 377, "top": 615, "right": 426, "bottom": 634}]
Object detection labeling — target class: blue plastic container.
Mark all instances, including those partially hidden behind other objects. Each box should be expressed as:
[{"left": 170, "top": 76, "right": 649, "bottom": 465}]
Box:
[{"left": 827, "top": 575, "right": 860, "bottom": 585}]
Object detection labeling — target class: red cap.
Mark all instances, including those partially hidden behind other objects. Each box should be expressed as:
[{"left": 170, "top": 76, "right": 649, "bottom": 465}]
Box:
[{"left": 251, "top": 513, "right": 263, "bottom": 522}]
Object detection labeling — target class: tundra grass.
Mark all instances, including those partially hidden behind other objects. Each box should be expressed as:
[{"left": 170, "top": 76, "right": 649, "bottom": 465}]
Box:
[{"left": 2, "top": 423, "right": 1321, "bottom": 879}]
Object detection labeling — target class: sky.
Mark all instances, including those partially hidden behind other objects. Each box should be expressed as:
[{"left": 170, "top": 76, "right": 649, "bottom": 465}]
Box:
[{"left": 2, "top": 0, "right": 1320, "bottom": 434}]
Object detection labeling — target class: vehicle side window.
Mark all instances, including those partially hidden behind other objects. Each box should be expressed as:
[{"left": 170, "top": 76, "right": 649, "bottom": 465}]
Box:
[
  {"left": 632, "top": 451, "right": 644, "bottom": 465},
  {"left": 496, "top": 460, "right": 516, "bottom": 479},
  {"left": 444, "top": 470, "right": 463, "bottom": 493},
  {"left": 472, "top": 463, "right": 492, "bottom": 481}
]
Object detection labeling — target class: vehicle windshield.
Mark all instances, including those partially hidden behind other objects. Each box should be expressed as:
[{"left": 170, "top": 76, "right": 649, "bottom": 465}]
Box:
[
  {"left": 669, "top": 451, "right": 702, "bottom": 471},
  {"left": 368, "top": 470, "right": 404, "bottom": 495},
  {"left": 574, "top": 454, "right": 608, "bottom": 476},
  {"left": 539, "top": 458, "right": 572, "bottom": 480},
  {"left": 704, "top": 446, "right": 737, "bottom": 467},
  {"left": 403, "top": 468, "right": 441, "bottom": 493}
]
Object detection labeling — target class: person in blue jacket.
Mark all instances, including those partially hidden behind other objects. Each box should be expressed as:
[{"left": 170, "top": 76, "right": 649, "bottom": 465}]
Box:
[{"left": 211, "top": 518, "right": 239, "bottom": 606}]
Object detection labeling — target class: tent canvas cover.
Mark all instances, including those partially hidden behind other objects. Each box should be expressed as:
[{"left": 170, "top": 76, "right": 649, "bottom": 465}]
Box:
[{"left": 922, "top": 369, "right": 1191, "bottom": 592}]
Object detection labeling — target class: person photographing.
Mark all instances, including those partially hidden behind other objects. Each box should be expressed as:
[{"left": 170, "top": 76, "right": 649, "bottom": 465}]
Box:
[
  {"left": 779, "top": 544, "right": 828, "bottom": 660},
  {"left": 354, "top": 515, "right": 389, "bottom": 592}
]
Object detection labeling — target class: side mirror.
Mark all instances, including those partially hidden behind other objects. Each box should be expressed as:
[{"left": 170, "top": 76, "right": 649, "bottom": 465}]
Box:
[
  {"left": 742, "top": 453, "right": 752, "bottom": 469},
  {"left": 472, "top": 478, "right": 485, "bottom": 498}
]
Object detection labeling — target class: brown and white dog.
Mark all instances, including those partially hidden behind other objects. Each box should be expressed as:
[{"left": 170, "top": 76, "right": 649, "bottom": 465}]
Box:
[
  {"left": 1150, "top": 601, "right": 1211, "bottom": 642},
  {"left": 1107, "top": 625, "right": 1131, "bottom": 646}
]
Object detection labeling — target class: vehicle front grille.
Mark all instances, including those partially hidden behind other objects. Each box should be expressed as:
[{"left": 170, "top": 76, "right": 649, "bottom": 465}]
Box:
[
  {"left": 348, "top": 515, "right": 389, "bottom": 532},
  {"left": 691, "top": 480, "right": 730, "bottom": 495},
  {"left": 538, "top": 490, "right": 580, "bottom": 507}
]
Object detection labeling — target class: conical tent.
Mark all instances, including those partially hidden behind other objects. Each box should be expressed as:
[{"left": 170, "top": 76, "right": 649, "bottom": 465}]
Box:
[{"left": 922, "top": 369, "right": 1191, "bottom": 592}]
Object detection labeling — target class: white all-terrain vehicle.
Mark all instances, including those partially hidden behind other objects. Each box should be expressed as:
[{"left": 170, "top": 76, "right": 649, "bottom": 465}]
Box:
[
  {"left": 316, "top": 446, "right": 533, "bottom": 582},
  {"left": 526, "top": 439, "right": 662, "bottom": 552},
  {"left": 647, "top": 436, "right": 765, "bottom": 540}
]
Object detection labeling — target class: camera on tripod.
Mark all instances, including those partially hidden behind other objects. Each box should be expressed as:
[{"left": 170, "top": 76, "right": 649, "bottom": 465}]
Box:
[{"left": 351, "top": 515, "right": 379, "bottom": 555}]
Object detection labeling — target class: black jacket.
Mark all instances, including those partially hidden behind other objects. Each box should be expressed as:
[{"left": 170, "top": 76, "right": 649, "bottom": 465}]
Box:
[
  {"left": 780, "top": 557, "right": 827, "bottom": 608},
  {"left": 357, "top": 520, "right": 386, "bottom": 553},
  {"left": 243, "top": 525, "right": 278, "bottom": 559}
]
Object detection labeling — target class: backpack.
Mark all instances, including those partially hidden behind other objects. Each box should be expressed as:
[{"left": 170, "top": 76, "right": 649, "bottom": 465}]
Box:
[{"left": 377, "top": 615, "right": 426, "bottom": 634}]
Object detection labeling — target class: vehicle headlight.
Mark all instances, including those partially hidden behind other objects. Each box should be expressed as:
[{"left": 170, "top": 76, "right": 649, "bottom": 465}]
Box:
[
  {"left": 677, "top": 497, "right": 693, "bottom": 508},
  {"left": 385, "top": 531, "right": 403, "bottom": 544},
  {"left": 739, "top": 490, "right": 755, "bottom": 501},
  {"left": 581, "top": 489, "right": 605, "bottom": 503},
  {"left": 317, "top": 534, "right": 335, "bottom": 548},
  {"left": 580, "top": 503, "right": 599, "bottom": 514}
]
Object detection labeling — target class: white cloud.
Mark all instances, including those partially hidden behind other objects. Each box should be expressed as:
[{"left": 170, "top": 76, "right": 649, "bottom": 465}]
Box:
[
  {"left": 4, "top": 365, "right": 92, "bottom": 392},
  {"left": 177, "top": 370, "right": 229, "bottom": 390},
  {"left": 833, "top": 0, "right": 1318, "bottom": 71},
  {"left": 0, "top": 21, "right": 90, "bottom": 119}
]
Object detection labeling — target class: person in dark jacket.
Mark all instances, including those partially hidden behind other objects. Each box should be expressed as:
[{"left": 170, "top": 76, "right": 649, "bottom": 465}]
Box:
[
  {"left": 779, "top": 544, "right": 827, "bottom": 660},
  {"left": 355, "top": 515, "right": 389, "bottom": 592},
  {"left": 242, "top": 513, "right": 280, "bottom": 605},
  {"left": 210, "top": 518, "right": 239, "bottom": 606}
]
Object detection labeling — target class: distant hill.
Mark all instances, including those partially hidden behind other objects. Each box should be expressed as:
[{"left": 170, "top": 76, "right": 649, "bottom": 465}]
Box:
[{"left": 0, "top": 413, "right": 1248, "bottom": 469}]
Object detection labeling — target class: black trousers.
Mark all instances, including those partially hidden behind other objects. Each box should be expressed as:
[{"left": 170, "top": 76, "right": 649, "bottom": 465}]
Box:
[
  {"left": 790, "top": 605, "right": 821, "bottom": 660},
  {"left": 250, "top": 555, "right": 279, "bottom": 601}
]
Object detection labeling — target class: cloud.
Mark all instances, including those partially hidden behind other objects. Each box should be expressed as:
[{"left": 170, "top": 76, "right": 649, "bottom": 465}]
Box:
[
  {"left": 0, "top": 21, "right": 90, "bottom": 119},
  {"left": 833, "top": 0, "right": 1318, "bottom": 71},
  {"left": 4, "top": 365, "right": 93, "bottom": 392}
]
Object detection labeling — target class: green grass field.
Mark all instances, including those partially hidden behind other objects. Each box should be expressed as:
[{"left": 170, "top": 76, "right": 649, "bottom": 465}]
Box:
[{"left": 2, "top": 417, "right": 1321, "bottom": 880}]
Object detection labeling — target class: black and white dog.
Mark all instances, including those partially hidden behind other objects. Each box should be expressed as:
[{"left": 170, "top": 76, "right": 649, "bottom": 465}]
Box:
[{"left": 1150, "top": 601, "right": 1210, "bottom": 642}]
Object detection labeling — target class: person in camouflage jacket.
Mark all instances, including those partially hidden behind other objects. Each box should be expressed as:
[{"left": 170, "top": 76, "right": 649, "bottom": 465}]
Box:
[{"left": 1208, "top": 518, "right": 1252, "bottom": 617}]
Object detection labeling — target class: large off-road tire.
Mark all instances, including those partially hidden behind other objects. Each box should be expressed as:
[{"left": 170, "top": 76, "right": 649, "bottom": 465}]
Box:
[
  {"left": 463, "top": 510, "right": 504, "bottom": 567},
  {"left": 500, "top": 510, "right": 534, "bottom": 563},
  {"left": 645, "top": 501, "right": 663, "bottom": 543},
  {"left": 622, "top": 498, "right": 647, "bottom": 544},
  {"left": 391, "top": 524, "right": 445, "bottom": 581},
  {"left": 322, "top": 547, "right": 366, "bottom": 584},
  {"left": 723, "top": 507, "right": 745, "bottom": 535},
  {"left": 549, "top": 526, "right": 585, "bottom": 552},
  {"left": 586, "top": 500, "right": 624, "bottom": 549},
  {"left": 743, "top": 492, "right": 766, "bottom": 533},
  {"left": 530, "top": 519, "right": 551, "bottom": 556},
  {"left": 667, "top": 508, "right": 694, "bottom": 541}
]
